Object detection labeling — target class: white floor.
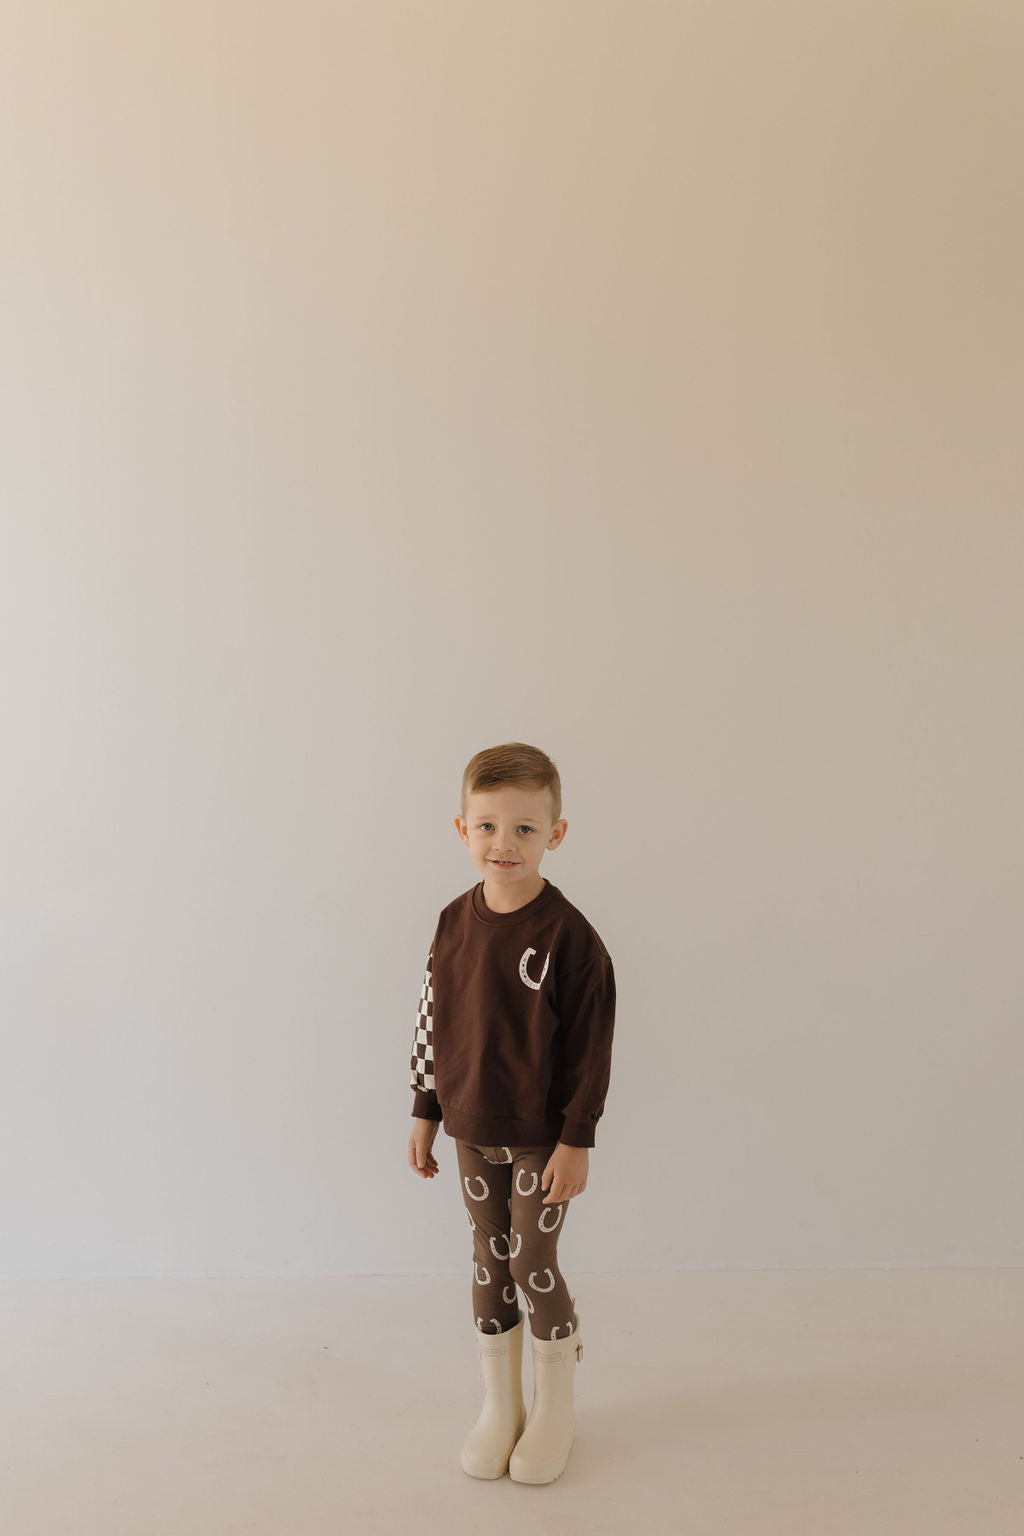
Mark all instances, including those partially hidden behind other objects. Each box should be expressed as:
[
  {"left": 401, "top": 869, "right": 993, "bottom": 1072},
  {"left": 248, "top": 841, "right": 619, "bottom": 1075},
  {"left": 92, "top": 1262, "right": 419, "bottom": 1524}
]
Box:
[{"left": 2, "top": 1268, "right": 1021, "bottom": 1535}]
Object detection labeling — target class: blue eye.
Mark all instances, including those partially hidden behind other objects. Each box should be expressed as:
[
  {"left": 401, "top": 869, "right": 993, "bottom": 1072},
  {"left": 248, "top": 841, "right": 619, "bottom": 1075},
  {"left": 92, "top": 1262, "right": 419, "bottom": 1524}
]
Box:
[{"left": 478, "top": 824, "right": 533, "bottom": 834}]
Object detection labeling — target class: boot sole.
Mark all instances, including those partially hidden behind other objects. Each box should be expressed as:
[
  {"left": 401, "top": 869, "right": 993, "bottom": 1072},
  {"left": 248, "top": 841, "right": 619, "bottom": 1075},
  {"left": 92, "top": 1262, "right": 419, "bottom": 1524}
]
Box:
[
  {"left": 461, "top": 1455, "right": 510, "bottom": 1479},
  {"left": 460, "top": 1414, "right": 528, "bottom": 1478},
  {"left": 508, "top": 1428, "right": 576, "bottom": 1484}
]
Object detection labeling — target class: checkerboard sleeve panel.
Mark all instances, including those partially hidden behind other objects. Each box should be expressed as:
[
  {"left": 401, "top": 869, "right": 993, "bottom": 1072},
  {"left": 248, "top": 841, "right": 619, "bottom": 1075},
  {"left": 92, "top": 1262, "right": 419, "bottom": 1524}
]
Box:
[{"left": 409, "top": 949, "right": 435, "bottom": 1091}]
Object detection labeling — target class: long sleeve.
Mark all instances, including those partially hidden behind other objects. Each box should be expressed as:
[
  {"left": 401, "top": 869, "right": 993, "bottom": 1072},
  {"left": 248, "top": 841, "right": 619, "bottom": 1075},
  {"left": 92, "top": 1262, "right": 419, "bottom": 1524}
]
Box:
[
  {"left": 410, "top": 937, "right": 443, "bottom": 1121},
  {"left": 555, "top": 950, "right": 616, "bottom": 1147}
]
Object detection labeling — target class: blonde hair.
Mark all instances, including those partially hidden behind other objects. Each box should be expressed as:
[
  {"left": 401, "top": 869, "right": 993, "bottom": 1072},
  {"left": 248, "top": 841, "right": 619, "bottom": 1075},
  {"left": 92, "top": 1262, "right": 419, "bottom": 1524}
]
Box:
[{"left": 461, "top": 742, "right": 562, "bottom": 825}]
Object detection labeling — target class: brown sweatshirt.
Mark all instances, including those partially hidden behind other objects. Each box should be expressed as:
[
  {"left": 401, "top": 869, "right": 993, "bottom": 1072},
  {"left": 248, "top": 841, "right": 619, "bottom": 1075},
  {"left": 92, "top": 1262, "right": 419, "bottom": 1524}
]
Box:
[{"left": 409, "top": 877, "right": 616, "bottom": 1148}]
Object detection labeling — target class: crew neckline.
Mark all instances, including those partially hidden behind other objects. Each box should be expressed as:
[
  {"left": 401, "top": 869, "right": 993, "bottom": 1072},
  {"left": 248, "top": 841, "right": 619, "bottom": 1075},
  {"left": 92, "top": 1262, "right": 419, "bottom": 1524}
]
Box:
[{"left": 472, "top": 877, "right": 557, "bottom": 925}]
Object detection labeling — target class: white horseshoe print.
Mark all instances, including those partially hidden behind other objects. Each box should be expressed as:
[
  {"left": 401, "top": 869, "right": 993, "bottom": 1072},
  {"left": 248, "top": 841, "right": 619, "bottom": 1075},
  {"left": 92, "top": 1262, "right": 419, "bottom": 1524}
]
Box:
[
  {"left": 506, "top": 1230, "right": 522, "bottom": 1259},
  {"left": 464, "top": 1175, "right": 489, "bottom": 1201},
  {"left": 519, "top": 947, "right": 550, "bottom": 990},
  {"left": 502, "top": 1283, "right": 517, "bottom": 1305},
  {"left": 539, "top": 1203, "right": 564, "bottom": 1232},
  {"left": 474, "top": 1261, "right": 491, "bottom": 1285},
  {"left": 515, "top": 1167, "right": 539, "bottom": 1196},
  {"left": 477, "top": 1317, "right": 503, "bottom": 1332},
  {"left": 490, "top": 1233, "right": 511, "bottom": 1261},
  {"left": 465, "top": 1209, "right": 476, "bottom": 1232},
  {"left": 520, "top": 1292, "right": 534, "bottom": 1314},
  {"left": 528, "top": 1267, "right": 556, "bottom": 1292},
  {"left": 551, "top": 1318, "right": 576, "bottom": 1338}
]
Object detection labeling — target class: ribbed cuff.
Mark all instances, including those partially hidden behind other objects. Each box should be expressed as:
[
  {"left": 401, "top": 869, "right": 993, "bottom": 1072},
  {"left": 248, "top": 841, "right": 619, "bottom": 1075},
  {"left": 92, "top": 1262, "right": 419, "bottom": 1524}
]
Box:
[
  {"left": 412, "top": 1090, "right": 444, "bottom": 1121},
  {"left": 559, "top": 1117, "right": 597, "bottom": 1148}
]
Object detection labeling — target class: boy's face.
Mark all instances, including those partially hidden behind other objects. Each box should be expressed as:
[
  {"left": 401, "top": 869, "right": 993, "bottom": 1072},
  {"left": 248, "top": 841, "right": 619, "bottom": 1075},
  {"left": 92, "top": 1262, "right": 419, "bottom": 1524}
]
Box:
[{"left": 455, "top": 785, "right": 567, "bottom": 890}]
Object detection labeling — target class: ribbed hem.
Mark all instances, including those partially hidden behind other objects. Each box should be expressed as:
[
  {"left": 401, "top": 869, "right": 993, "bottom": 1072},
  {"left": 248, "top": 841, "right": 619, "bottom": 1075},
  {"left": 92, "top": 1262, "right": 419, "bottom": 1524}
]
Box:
[
  {"left": 414, "top": 1097, "right": 598, "bottom": 1146},
  {"left": 439, "top": 1104, "right": 565, "bottom": 1146}
]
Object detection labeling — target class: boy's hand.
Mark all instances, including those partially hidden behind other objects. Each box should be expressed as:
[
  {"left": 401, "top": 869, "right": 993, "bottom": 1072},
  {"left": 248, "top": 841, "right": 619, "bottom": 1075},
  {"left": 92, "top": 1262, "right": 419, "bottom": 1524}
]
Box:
[
  {"left": 409, "top": 1118, "right": 440, "bottom": 1179},
  {"left": 541, "top": 1143, "right": 589, "bottom": 1203}
]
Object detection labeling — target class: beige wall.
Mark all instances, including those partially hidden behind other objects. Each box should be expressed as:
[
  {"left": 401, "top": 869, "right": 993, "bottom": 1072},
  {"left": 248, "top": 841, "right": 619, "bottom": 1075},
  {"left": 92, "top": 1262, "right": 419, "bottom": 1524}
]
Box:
[{"left": 1, "top": 2, "right": 1021, "bottom": 1279}]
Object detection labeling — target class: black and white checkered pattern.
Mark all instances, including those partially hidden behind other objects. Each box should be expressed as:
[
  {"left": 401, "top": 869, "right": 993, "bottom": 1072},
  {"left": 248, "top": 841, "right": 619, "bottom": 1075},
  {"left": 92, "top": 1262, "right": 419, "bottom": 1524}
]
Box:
[{"left": 409, "top": 949, "right": 435, "bottom": 1091}]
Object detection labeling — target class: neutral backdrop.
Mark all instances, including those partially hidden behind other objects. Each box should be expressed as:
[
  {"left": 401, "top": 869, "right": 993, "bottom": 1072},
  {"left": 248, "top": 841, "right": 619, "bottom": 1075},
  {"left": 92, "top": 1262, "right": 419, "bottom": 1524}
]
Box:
[{"left": 1, "top": 1, "right": 1021, "bottom": 1282}]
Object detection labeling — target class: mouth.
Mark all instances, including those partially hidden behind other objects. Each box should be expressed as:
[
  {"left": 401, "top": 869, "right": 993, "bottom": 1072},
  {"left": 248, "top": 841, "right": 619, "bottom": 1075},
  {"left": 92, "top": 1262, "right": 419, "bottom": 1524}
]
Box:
[{"left": 489, "top": 860, "right": 518, "bottom": 868}]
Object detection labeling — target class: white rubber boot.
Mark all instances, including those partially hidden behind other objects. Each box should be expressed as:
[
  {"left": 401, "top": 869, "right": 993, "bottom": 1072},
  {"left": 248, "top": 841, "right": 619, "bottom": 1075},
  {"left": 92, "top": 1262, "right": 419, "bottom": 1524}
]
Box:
[
  {"left": 508, "top": 1298, "right": 583, "bottom": 1484},
  {"left": 460, "top": 1309, "right": 528, "bottom": 1479}
]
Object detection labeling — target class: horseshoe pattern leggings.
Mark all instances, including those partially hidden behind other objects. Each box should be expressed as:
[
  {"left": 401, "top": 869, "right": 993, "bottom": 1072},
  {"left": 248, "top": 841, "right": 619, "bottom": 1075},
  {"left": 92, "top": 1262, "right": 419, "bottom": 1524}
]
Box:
[{"left": 455, "top": 1140, "right": 580, "bottom": 1341}]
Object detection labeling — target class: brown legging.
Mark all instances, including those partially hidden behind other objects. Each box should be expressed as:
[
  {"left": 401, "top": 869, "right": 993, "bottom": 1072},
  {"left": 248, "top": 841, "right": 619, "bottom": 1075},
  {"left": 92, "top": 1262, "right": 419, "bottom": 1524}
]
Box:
[{"left": 455, "top": 1140, "right": 580, "bottom": 1341}]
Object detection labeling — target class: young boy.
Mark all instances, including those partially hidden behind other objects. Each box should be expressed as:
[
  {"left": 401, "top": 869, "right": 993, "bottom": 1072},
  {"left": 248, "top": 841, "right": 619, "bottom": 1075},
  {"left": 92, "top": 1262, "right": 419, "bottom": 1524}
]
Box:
[{"left": 407, "top": 741, "right": 616, "bottom": 1484}]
